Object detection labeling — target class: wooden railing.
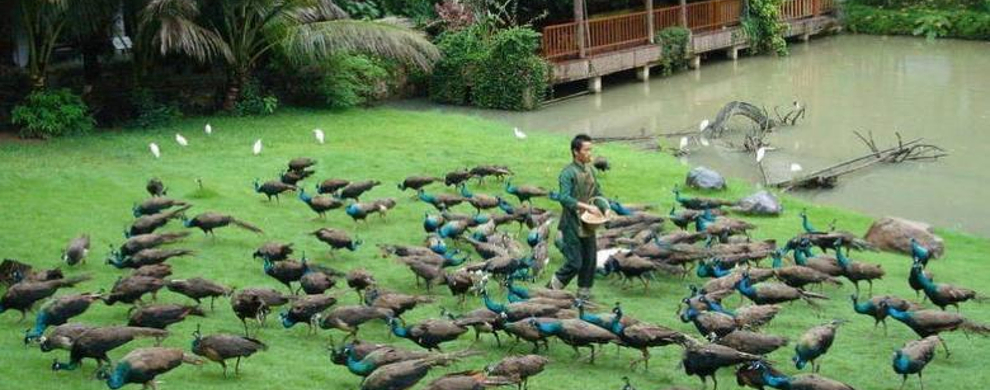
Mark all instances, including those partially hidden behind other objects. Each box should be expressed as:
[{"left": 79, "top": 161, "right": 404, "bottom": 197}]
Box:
[{"left": 541, "top": 0, "right": 835, "bottom": 61}]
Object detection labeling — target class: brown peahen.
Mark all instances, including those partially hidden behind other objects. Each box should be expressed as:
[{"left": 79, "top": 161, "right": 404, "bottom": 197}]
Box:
[
  {"left": 183, "top": 212, "right": 263, "bottom": 236},
  {"left": 96, "top": 347, "right": 202, "bottom": 390},
  {"left": 1, "top": 275, "right": 91, "bottom": 321},
  {"left": 191, "top": 326, "right": 267, "bottom": 377},
  {"left": 166, "top": 277, "right": 231, "bottom": 309}
]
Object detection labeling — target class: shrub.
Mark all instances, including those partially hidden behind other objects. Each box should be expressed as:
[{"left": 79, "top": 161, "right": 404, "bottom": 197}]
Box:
[
  {"left": 316, "top": 53, "right": 392, "bottom": 109},
  {"left": 128, "top": 88, "right": 182, "bottom": 129},
  {"left": 742, "top": 0, "right": 788, "bottom": 56},
  {"left": 11, "top": 88, "right": 94, "bottom": 138},
  {"left": 843, "top": 2, "right": 990, "bottom": 40},
  {"left": 337, "top": 0, "right": 383, "bottom": 19},
  {"left": 655, "top": 26, "right": 691, "bottom": 76},
  {"left": 234, "top": 79, "right": 279, "bottom": 116},
  {"left": 472, "top": 27, "right": 550, "bottom": 111},
  {"left": 429, "top": 26, "right": 487, "bottom": 105}
]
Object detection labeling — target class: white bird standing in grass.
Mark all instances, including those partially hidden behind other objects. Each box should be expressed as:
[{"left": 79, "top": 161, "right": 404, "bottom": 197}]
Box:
[
  {"left": 313, "top": 128, "right": 325, "bottom": 144},
  {"left": 756, "top": 146, "right": 767, "bottom": 163},
  {"left": 149, "top": 143, "right": 161, "bottom": 159},
  {"left": 253, "top": 139, "right": 263, "bottom": 155},
  {"left": 699, "top": 119, "right": 709, "bottom": 132},
  {"left": 513, "top": 127, "right": 527, "bottom": 139},
  {"left": 790, "top": 163, "right": 803, "bottom": 172},
  {"left": 175, "top": 133, "right": 188, "bottom": 146},
  {"left": 204, "top": 123, "right": 212, "bottom": 135},
  {"left": 679, "top": 137, "right": 689, "bottom": 150}
]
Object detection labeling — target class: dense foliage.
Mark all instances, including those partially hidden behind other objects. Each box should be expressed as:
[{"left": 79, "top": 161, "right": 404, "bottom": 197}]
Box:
[
  {"left": 843, "top": 1, "right": 990, "bottom": 40},
  {"left": 10, "top": 88, "right": 94, "bottom": 138},
  {"left": 742, "top": 0, "right": 789, "bottom": 55},
  {"left": 429, "top": 26, "right": 487, "bottom": 105},
  {"left": 655, "top": 26, "right": 691, "bottom": 76}
]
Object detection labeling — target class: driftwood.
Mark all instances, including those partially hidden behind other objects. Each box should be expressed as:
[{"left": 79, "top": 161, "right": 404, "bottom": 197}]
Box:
[
  {"left": 703, "top": 101, "right": 803, "bottom": 139},
  {"left": 769, "top": 132, "right": 946, "bottom": 190}
]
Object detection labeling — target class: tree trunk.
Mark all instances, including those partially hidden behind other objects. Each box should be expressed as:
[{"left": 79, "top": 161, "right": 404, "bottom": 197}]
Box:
[{"left": 222, "top": 68, "right": 247, "bottom": 111}]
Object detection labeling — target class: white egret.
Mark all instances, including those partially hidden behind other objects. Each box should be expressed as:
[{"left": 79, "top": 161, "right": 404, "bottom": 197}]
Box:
[
  {"left": 175, "top": 133, "right": 188, "bottom": 146},
  {"left": 699, "top": 119, "right": 709, "bottom": 132},
  {"left": 679, "top": 137, "right": 689, "bottom": 150},
  {"left": 756, "top": 147, "right": 766, "bottom": 163},
  {"left": 313, "top": 129, "right": 325, "bottom": 144},
  {"left": 790, "top": 163, "right": 803, "bottom": 172},
  {"left": 513, "top": 127, "right": 527, "bottom": 139},
  {"left": 204, "top": 123, "right": 212, "bottom": 135},
  {"left": 253, "top": 139, "right": 263, "bottom": 155},
  {"left": 149, "top": 143, "right": 160, "bottom": 159}
]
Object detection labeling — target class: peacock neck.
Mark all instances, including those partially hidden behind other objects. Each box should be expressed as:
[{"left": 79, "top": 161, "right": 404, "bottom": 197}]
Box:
[
  {"left": 482, "top": 294, "right": 505, "bottom": 313},
  {"left": 852, "top": 299, "right": 872, "bottom": 315},
  {"left": 535, "top": 320, "right": 562, "bottom": 335},
  {"left": 912, "top": 266, "right": 936, "bottom": 290},
  {"left": 793, "top": 250, "right": 809, "bottom": 266},
  {"left": 27, "top": 311, "right": 48, "bottom": 339},
  {"left": 892, "top": 352, "right": 911, "bottom": 374},
  {"left": 835, "top": 249, "right": 851, "bottom": 268},
  {"left": 389, "top": 321, "right": 408, "bottom": 338},
  {"left": 772, "top": 254, "right": 783, "bottom": 269},
  {"left": 507, "top": 283, "right": 529, "bottom": 299},
  {"left": 760, "top": 368, "right": 791, "bottom": 388},
  {"left": 736, "top": 277, "right": 756, "bottom": 297},
  {"left": 107, "top": 363, "right": 130, "bottom": 389},
  {"left": 347, "top": 354, "right": 375, "bottom": 376},
  {"left": 886, "top": 306, "right": 910, "bottom": 321}
]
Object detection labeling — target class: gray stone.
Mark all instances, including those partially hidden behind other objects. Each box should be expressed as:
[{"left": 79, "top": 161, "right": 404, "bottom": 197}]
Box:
[
  {"left": 686, "top": 166, "right": 726, "bottom": 190},
  {"left": 864, "top": 217, "right": 944, "bottom": 258},
  {"left": 732, "top": 190, "right": 783, "bottom": 216}
]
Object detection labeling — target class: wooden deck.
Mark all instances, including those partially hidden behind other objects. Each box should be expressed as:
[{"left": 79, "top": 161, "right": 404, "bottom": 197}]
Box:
[{"left": 542, "top": 0, "right": 838, "bottom": 86}]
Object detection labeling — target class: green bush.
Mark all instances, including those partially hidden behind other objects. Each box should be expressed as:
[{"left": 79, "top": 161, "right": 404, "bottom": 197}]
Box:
[
  {"left": 128, "top": 88, "right": 183, "bottom": 129},
  {"left": 429, "top": 26, "right": 487, "bottom": 105},
  {"left": 743, "top": 0, "right": 788, "bottom": 55},
  {"left": 317, "top": 53, "right": 392, "bottom": 109},
  {"left": 655, "top": 26, "right": 691, "bottom": 76},
  {"left": 843, "top": 2, "right": 990, "bottom": 40},
  {"left": 11, "top": 88, "right": 94, "bottom": 138},
  {"left": 234, "top": 79, "right": 279, "bottom": 116},
  {"left": 337, "top": 0, "right": 383, "bottom": 19},
  {"left": 472, "top": 27, "right": 550, "bottom": 111},
  {"left": 380, "top": 0, "right": 438, "bottom": 22}
]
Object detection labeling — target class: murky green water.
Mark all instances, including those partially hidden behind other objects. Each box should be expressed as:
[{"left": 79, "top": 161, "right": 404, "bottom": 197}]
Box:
[{"left": 399, "top": 35, "right": 990, "bottom": 236}]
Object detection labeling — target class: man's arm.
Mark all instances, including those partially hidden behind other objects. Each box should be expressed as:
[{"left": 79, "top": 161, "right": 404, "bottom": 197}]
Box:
[{"left": 557, "top": 167, "right": 579, "bottom": 211}]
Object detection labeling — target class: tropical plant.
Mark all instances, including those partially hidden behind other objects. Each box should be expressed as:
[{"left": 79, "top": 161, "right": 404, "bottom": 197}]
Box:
[
  {"left": 11, "top": 88, "right": 95, "bottom": 138},
  {"left": 742, "top": 0, "right": 788, "bottom": 56},
  {"left": 12, "top": 0, "right": 118, "bottom": 89},
  {"left": 142, "top": 0, "right": 439, "bottom": 110}
]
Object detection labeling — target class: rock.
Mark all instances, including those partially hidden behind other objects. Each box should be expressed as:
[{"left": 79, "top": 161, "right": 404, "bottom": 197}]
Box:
[
  {"left": 732, "top": 190, "right": 783, "bottom": 216},
  {"left": 685, "top": 167, "right": 726, "bottom": 190},
  {"left": 864, "top": 217, "right": 944, "bottom": 258}
]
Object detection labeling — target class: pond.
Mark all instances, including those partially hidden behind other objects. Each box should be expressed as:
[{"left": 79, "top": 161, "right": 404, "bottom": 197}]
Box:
[{"left": 398, "top": 34, "right": 990, "bottom": 237}]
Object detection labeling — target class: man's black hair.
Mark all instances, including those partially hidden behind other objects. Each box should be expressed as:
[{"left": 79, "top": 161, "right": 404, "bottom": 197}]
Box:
[{"left": 571, "top": 134, "right": 592, "bottom": 155}]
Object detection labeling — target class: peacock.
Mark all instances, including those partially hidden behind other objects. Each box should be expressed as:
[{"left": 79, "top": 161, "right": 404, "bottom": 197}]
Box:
[
  {"left": 834, "top": 243, "right": 885, "bottom": 295},
  {"left": 445, "top": 169, "right": 474, "bottom": 187},
  {"left": 254, "top": 179, "right": 296, "bottom": 202},
  {"left": 127, "top": 205, "right": 192, "bottom": 237},
  {"left": 360, "top": 351, "right": 475, "bottom": 390},
  {"left": 62, "top": 234, "right": 91, "bottom": 266},
  {"left": 183, "top": 212, "right": 263, "bottom": 236},
  {"left": 280, "top": 293, "right": 338, "bottom": 333},
  {"left": 893, "top": 335, "right": 941, "bottom": 390},
  {"left": 312, "top": 228, "right": 362, "bottom": 253},
  {"left": 735, "top": 273, "right": 829, "bottom": 307},
  {"left": 116, "top": 232, "right": 189, "bottom": 257},
  {"left": 103, "top": 275, "right": 164, "bottom": 306},
  {"left": 910, "top": 237, "right": 933, "bottom": 266},
  {"left": 882, "top": 301, "right": 990, "bottom": 356},
  {"left": 505, "top": 181, "right": 549, "bottom": 205},
  {"left": 364, "top": 287, "right": 434, "bottom": 317},
  {"left": 24, "top": 292, "right": 101, "bottom": 343},
  {"left": 191, "top": 326, "right": 267, "bottom": 377},
  {"left": 336, "top": 180, "right": 381, "bottom": 202},
  {"left": 681, "top": 337, "right": 761, "bottom": 390},
  {"left": 52, "top": 326, "right": 170, "bottom": 373},
  {"left": 672, "top": 185, "right": 736, "bottom": 210},
  {"left": 146, "top": 178, "right": 167, "bottom": 197},
  {"left": 793, "top": 320, "right": 845, "bottom": 372},
  {"left": 911, "top": 260, "right": 980, "bottom": 311},
  {"left": 128, "top": 304, "right": 204, "bottom": 329},
  {"left": 470, "top": 165, "right": 513, "bottom": 184},
  {"left": 387, "top": 316, "right": 470, "bottom": 351},
  {"left": 108, "top": 248, "right": 193, "bottom": 269},
  {"left": 1, "top": 275, "right": 91, "bottom": 321},
  {"left": 423, "top": 370, "right": 515, "bottom": 390},
  {"left": 850, "top": 294, "right": 919, "bottom": 335},
  {"left": 230, "top": 288, "right": 293, "bottom": 335},
  {"left": 96, "top": 347, "right": 202, "bottom": 389},
  {"left": 527, "top": 318, "right": 619, "bottom": 363},
  {"left": 460, "top": 185, "right": 501, "bottom": 212},
  {"left": 132, "top": 197, "right": 189, "bottom": 217},
  {"left": 298, "top": 189, "right": 344, "bottom": 218},
  {"left": 418, "top": 189, "right": 466, "bottom": 211},
  {"left": 399, "top": 176, "right": 443, "bottom": 193},
  {"left": 714, "top": 330, "right": 788, "bottom": 356},
  {"left": 316, "top": 178, "right": 350, "bottom": 195},
  {"left": 770, "top": 249, "right": 843, "bottom": 289},
  {"left": 252, "top": 242, "right": 293, "bottom": 262},
  {"left": 485, "top": 354, "right": 549, "bottom": 390},
  {"left": 166, "top": 277, "right": 231, "bottom": 309},
  {"left": 316, "top": 305, "right": 392, "bottom": 342},
  {"left": 287, "top": 157, "right": 317, "bottom": 172},
  {"left": 746, "top": 360, "right": 855, "bottom": 390},
  {"left": 132, "top": 264, "right": 172, "bottom": 279}
]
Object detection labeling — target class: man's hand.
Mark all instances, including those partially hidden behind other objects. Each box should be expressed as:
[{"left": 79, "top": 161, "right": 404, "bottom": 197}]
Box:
[{"left": 577, "top": 202, "right": 603, "bottom": 216}]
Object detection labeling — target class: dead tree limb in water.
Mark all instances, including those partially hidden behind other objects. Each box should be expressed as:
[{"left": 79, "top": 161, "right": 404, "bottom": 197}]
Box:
[
  {"left": 703, "top": 101, "right": 805, "bottom": 139},
  {"left": 769, "top": 133, "right": 947, "bottom": 190}
]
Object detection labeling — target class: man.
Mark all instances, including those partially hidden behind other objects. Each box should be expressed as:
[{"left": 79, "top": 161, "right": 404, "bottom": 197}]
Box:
[{"left": 548, "top": 134, "right": 609, "bottom": 300}]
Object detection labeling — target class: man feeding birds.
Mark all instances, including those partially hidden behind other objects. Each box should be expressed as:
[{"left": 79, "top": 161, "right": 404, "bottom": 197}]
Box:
[{"left": 547, "top": 134, "right": 609, "bottom": 300}]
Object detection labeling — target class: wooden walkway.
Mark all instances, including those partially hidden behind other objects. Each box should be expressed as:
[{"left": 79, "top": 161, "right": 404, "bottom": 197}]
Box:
[{"left": 541, "top": 0, "right": 839, "bottom": 87}]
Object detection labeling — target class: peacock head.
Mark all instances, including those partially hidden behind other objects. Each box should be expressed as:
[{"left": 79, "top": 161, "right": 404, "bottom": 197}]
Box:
[
  {"left": 397, "top": 182, "right": 405, "bottom": 191},
  {"left": 253, "top": 179, "right": 261, "bottom": 192},
  {"left": 349, "top": 239, "right": 363, "bottom": 251},
  {"left": 793, "top": 355, "right": 808, "bottom": 370},
  {"left": 131, "top": 205, "right": 141, "bottom": 218},
  {"left": 279, "top": 311, "right": 296, "bottom": 328}
]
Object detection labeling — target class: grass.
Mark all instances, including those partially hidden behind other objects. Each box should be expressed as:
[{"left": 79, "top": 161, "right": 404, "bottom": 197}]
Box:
[{"left": 1, "top": 107, "right": 988, "bottom": 390}]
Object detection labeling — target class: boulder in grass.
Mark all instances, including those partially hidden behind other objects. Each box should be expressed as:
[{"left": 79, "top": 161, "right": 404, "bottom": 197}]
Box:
[
  {"left": 685, "top": 166, "right": 726, "bottom": 190},
  {"left": 732, "top": 190, "right": 783, "bottom": 216},
  {"left": 864, "top": 217, "right": 944, "bottom": 258}
]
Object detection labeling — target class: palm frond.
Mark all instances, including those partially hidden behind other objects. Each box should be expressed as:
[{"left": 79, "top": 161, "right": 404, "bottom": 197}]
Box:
[
  {"left": 287, "top": 0, "right": 349, "bottom": 23},
  {"left": 282, "top": 19, "right": 440, "bottom": 71},
  {"left": 142, "top": 0, "right": 233, "bottom": 64}
]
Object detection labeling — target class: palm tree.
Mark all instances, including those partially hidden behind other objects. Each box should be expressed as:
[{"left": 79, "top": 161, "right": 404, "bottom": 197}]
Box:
[
  {"left": 12, "top": 0, "right": 118, "bottom": 89},
  {"left": 143, "top": 0, "right": 440, "bottom": 110}
]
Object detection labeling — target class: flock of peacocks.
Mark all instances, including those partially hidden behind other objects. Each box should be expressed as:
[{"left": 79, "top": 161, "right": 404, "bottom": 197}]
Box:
[{"left": 1, "top": 152, "right": 987, "bottom": 390}]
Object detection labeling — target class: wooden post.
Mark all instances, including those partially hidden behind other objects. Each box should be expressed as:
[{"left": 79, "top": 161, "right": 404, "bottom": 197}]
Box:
[
  {"left": 679, "top": 0, "right": 688, "bottom": 28},
  {"left": 575, "top": 0, "right": 586, "bottom": 58},
  {"left": 646, "top": 0, "right": 655, "bottom": 44},
  {"left": 813, "top": 0, "right": 820, "bottom": 17}
]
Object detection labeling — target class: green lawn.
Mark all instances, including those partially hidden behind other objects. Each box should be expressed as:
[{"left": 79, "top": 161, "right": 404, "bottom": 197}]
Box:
[{"left": 1, "top": 107, "right": 988, "bottom": 390}]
